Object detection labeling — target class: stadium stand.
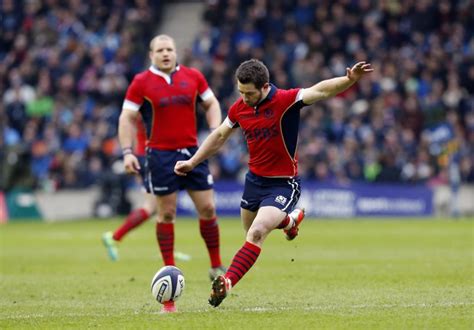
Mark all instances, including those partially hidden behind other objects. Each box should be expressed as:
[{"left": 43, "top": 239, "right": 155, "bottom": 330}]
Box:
[
  {"left": 191, "top": 0, "right": 473, "bottom": 185},
  {"left": 1, "top": 0, "right": 473, "bottom": 193},
  {"left": 1, "top": 0, "right": 163, "bottom": 191}
]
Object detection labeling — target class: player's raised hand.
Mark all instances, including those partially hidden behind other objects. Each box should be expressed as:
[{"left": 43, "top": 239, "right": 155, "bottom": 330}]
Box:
[
  {"left": 346, "top": 61, "right": 373, "bottom": 81},
  {"left": 123, "top": 154, "right": 141, "bottom": 174},
  {"left": 174, "top": 160, "right": 194, "bottom": 176}
]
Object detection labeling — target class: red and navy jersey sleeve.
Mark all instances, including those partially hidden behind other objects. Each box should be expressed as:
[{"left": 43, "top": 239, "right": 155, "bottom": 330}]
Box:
[
  {"left": 277, "top": 88, "right": 304, "bottom": 114},
  {"left": 123, "top": 74, "right": 145, "bottom": 111},
  {"left": 190, "top": 68, "right": 209, "bottom": 95},
  {"left": 224, "top": 101, "right": 241, "bottom": 128}
]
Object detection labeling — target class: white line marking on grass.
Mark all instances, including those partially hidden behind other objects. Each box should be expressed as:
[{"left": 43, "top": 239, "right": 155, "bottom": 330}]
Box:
[{"left": 240, "top": 301, "right": 473, "bottom": 313}]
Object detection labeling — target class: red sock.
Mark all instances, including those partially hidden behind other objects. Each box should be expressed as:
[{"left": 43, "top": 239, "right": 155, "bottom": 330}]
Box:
[
  {"left": 276, "top": 215, "right": 291, "bottom": 229},
  {"left": 156, "top": 223, "right": 175, "bottom": 266},
  {"left": 226, "top": 241, "right": 261, "bottom": 287},
  {"left": 113, "top": 208, "right": 150, "bottom": 241},
  {"left": 199, "top": 217, "right": 222, "bottom": 268}
]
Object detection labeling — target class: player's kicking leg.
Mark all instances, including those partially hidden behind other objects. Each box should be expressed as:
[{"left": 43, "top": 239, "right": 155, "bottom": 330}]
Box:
[
  {"left": 209, "top": 275, "right": 232, "bottom": 307},
  {"left": 208, "top": 265, "right": 227, "bottom": 281},
  {"left": 284, "top": 208, "right": 305, "bottom": 240}
]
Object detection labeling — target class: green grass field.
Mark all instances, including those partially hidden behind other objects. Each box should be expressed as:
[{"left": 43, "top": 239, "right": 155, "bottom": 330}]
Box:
[{"left": 1, "top": 217, "right": 473, "bottom": 329}]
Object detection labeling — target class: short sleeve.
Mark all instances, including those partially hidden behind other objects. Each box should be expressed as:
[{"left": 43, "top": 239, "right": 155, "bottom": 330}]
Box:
[
  {"left": 191, "top": 68, "right": 213, "bottom": 101},
  {"left": 225, "top": 103, "right": 239, "bottom": 128},
  {"left": 123, "top": 76, "right": 144, "bottom": 111},
  {"left": 282, "top": 88, "right": 304, "bottom": 112},
  {"left": 285, "top": 88, "right": 302, "bottom": 103}
]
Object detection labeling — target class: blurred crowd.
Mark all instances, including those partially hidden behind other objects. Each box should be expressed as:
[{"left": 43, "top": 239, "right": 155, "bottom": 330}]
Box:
[
  {"left": 188, "top": 0, "right": 474, "bottom": 185},
  {"left": 1, "top": 0, "right": 473, "bottom": 192},
  {"left": 1, "top": 0, "right": 162, "bottom": 190}
]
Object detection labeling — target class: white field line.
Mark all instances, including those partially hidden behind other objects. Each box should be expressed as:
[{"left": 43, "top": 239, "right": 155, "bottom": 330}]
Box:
[
  {"left": 240, "top": 301, "right": 474, "bottom": 313},
  {"left": 1, "top": 301, "right": 472, "bottom": 319}
]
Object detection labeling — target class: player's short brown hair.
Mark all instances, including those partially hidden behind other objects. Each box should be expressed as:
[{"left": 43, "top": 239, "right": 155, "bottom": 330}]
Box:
[{"left": 235, "top": 59, "right": 269, "bottom": 89}]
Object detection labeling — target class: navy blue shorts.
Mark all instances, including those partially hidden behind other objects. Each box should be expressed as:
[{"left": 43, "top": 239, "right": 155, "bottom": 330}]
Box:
[
  {"left": 240, "top": 171, "right": 301, "bottom": 214},
  {"left": 144, "top": 147, "right": 213, "bottom": 196}
]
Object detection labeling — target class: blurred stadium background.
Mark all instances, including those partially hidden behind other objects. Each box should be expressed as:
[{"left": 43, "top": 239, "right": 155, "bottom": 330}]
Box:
[
  {"left": 1, "top": 1, "right": 473, "bottom": 328},
  {"left": 0, "top": 0, "right": 473, "bottom": 221}
]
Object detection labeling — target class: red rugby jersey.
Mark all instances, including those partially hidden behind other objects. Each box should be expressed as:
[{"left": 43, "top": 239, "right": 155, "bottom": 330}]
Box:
[
  {"left": 123, "top": 65, "right": 214, "bottom": 150},
  {"left": 226, "top": 85, "right": 305, "bottom": 177}
]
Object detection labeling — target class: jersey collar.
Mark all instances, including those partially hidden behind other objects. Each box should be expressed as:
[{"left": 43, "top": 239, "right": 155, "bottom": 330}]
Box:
[
  {"left": 266, "top": 83, "right": 277, "bottom": 100},
  {"left": 149, "top": 65, "right": 180, "bottom": 84},
  {"left": 254, "top": 83, "right": 277, "bottom": 110}
]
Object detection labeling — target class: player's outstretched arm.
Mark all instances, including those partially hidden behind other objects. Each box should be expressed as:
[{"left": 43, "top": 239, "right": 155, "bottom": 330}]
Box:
[
  {"left": 302, "top": 61, "right": 373, "bottom": 105},
  {"left": 119, "top": 108, "right": 141, "bottom": 174},
  {"left": 174, "top": 122, "right": 234, "bottom": 176}
]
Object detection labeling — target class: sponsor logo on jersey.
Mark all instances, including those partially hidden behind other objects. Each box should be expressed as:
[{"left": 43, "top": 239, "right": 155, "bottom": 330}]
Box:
[
  {"left": 243, "top": 124, "right": 279, "bottom": 142},
  {"left": 159, "top": 95, "right": 192, "bottom": 107}
]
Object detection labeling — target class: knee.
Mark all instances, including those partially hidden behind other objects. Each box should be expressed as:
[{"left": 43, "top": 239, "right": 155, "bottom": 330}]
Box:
[
  {"left": 246, "top": 226, "right": 266, "bottom": 244},
  {"left": 158, "top": 208, "right": 176, "bottom": 223},
  {"left": 198, "top": 201, "right": 216, "bottom": 219}
]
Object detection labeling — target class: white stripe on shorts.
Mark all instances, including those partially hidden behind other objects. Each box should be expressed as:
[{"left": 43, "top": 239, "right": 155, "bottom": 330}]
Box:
[{"left": 282, "top": 178, "right": 300, "bottom": 212}]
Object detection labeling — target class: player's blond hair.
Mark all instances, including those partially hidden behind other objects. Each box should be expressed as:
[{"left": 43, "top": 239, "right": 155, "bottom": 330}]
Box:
[{"left": 149, "top": 34, "right": 175, "bottom": 51}]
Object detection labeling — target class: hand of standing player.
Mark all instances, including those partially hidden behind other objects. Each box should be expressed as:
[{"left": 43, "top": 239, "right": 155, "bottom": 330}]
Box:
[
  {"left": 123, "top": 154, "right": 141, "bottom": 174},
  {"left": 174, "top": 160, "right": 195, "bottom": 176},
  {"left": 346, "top": 61, "right": 373, "bottom": 82}
]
